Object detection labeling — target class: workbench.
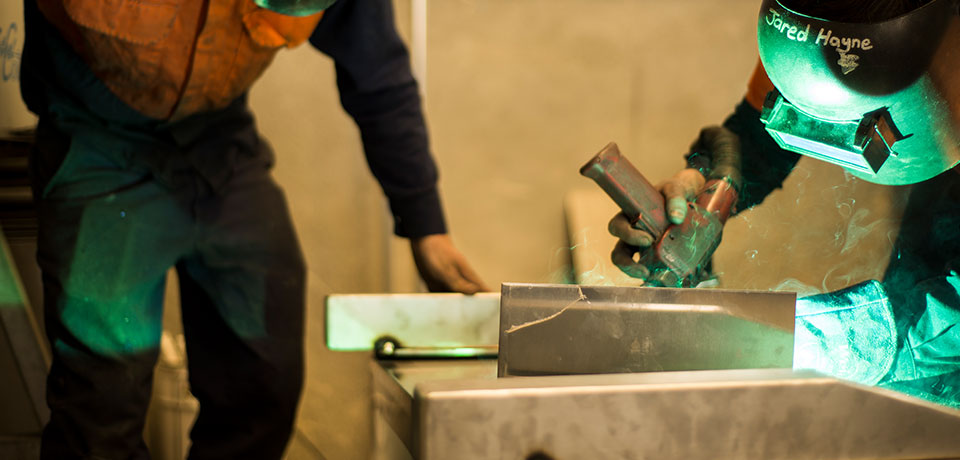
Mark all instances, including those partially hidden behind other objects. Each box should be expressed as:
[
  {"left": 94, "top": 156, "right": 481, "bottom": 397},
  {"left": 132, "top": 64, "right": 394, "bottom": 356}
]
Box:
[{"left": 326, "top": 285, "right": 960, "bottom": 460}]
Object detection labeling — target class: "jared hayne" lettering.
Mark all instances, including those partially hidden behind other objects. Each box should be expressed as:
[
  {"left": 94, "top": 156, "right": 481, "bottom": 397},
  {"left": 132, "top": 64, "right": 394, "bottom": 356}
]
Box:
[{"left": 765, "top": 9, "right": 874, "bottom": 52}]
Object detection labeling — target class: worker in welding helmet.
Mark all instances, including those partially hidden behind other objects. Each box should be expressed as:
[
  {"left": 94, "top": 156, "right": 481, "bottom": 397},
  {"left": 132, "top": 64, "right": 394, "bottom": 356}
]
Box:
[
  {"left": 20, "top": 0, "right": 488, "bottom": 457},
  {"left": 608, "top": 0, "right": 960, "bottom": 408}
]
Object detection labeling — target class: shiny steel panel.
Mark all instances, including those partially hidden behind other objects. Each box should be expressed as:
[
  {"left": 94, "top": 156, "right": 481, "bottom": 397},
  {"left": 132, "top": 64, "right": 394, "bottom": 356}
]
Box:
[
  {"left": 414, "top": 369, "right": 960, "bottom": 460},
  {"left": 498, "top": 283, "right": 796, "bottom": 377},
  {"left": 325, "top": 293, "right": 499, "bottom": 351}
]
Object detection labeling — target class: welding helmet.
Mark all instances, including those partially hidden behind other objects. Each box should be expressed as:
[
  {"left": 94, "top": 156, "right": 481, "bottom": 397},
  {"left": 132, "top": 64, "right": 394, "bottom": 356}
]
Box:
[
  {"left": 254, "top": 0, "right": 337, "bottom": 16},
  {"left": 756, "top": 0, "right": 960, "bottom": 185}
]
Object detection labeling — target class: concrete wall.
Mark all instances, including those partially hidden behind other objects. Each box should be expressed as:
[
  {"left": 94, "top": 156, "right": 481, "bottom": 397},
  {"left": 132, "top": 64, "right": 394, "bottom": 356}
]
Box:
[
  {"left": 247, "top": 0, "right": 905, "bottom": 458},
  {"left": 425, "top": 0, "right": 762, "bottom": 287}
]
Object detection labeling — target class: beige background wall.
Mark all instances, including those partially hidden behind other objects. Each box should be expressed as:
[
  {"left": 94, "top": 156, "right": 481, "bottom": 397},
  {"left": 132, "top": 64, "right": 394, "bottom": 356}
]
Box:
[{"left": 246, "top": 0, "right": 905, "bottom": 458}]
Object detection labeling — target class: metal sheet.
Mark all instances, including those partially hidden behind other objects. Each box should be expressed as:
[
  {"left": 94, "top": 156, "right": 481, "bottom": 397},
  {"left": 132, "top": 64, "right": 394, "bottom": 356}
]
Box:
[
  {"left": 414, "top": 368, "right": 960, "bottom": 460},
  {"left": 498, "top": 283, "right": 796, "bottom": 377},
  {"left": 325, "top": 293, "right": 500, "bottom": 351},
  {"left": 371, "top": 360, "right": 497, "bottom": 455}
]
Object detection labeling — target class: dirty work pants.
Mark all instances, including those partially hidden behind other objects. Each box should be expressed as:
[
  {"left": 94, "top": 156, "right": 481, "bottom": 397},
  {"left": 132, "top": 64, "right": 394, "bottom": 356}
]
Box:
[{"left": 31, "top": 112, "right": 306, "bottom": 460}]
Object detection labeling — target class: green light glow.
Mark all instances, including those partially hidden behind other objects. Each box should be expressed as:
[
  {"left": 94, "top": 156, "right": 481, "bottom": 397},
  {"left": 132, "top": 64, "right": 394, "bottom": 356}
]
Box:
[
  {"left": 47, "top": 160, "right": 271, "bottom": 358},
  {"left": 252, "top": 0, "right": 336, "bottom": 16},
  {"left": 437, "top": 347, "right": 496, "bottom": 358},
  {"left": 793, "top": 279, "right": 960, "bottom": 409},
  {"left": 806, "top": 81, "right": 851, "bottom": 107},
  {"left": 793, "top": 280, "right": 896, "bottom": 385}
]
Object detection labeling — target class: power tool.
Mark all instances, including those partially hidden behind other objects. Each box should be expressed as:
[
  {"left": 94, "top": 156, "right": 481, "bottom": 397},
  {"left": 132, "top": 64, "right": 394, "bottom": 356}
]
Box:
[{"left": 580, "top": 142, "right": 738, "bottom": 287}]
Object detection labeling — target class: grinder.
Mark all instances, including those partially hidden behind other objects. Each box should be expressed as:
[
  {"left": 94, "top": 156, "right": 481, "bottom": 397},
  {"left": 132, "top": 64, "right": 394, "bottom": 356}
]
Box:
[{"left": 580, "top": 142, "right": 739, "bottom": 287}]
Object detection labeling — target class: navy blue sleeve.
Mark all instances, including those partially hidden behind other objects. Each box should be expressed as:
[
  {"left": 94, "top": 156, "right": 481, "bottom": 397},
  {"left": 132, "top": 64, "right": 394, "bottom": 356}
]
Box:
[
  {"left": 722, "top": 99, "right": 803, "bottom": 211},
  {"left": 308, "top": 0, "right": 446, "bottom": 238}
]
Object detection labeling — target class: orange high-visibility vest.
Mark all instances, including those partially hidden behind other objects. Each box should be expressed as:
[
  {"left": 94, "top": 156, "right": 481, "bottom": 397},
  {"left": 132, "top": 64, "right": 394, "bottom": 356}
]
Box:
[
  {"left": 745, "top": 58, "right": 776, "bottom": 112},
  {"left": 36, "top": 0, "right": 323, "bottom": 120}
]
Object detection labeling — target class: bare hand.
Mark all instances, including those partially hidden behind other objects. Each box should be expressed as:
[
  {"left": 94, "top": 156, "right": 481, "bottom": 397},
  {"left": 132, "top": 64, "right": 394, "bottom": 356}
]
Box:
[{"left": 410, "top": 234, "right": 490, "bottom": 294}]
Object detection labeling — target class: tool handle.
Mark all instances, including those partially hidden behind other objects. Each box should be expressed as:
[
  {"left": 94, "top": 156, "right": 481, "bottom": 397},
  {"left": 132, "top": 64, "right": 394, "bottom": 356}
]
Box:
[{"left": 580, "top": 142, "right": 669, "bottom": 240}]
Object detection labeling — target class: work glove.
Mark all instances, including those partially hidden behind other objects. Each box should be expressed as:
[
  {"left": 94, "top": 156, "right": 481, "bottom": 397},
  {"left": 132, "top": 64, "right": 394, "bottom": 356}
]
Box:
[
  {"left": 411, "top": 233, "right": 490, "bottom": 294},
  {"left": 607, "top": 126, "right": 742, "bottom": 281}
]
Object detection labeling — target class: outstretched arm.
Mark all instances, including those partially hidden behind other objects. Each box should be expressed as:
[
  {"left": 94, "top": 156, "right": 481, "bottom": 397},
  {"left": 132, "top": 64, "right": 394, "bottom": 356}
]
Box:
[{"left": 310, "top": 0, "right": 488, "bottom": 292}]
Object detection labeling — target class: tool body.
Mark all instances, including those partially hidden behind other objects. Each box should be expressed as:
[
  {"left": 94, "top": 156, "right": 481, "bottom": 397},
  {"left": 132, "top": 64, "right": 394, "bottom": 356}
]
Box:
[{"left": 580, "top": 142, "right": 738, "bottom": 287}]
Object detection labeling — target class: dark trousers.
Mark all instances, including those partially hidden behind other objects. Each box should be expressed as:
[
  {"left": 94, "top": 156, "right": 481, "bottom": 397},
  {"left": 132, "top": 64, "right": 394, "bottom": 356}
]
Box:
[{"left": 31, "top": 110, "right": 306, "bottom": 459}]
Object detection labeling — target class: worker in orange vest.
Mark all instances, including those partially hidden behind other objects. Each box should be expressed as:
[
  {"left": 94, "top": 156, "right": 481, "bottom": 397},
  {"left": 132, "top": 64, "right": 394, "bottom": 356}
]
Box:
[{"left": 20, "top": 0, "right": 489, "bottom": 457}]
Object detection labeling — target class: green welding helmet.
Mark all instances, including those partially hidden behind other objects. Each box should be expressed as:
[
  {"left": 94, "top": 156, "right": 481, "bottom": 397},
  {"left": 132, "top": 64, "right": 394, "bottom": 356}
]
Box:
[
  {"left": 254, "top": 0, "right": 338, "bottom": 16},
  {"left": 756, "top": 0, "right": 960, "bottom": 185}
]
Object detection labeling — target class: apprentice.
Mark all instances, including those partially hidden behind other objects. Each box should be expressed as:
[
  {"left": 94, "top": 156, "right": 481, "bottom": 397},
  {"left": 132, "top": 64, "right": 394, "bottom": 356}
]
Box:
[
  {"left": 608, "top": 0, "right": 960, "bottom": 407},
  {"left": 20, "top": 0, "right": 489, "bottom": 457}
]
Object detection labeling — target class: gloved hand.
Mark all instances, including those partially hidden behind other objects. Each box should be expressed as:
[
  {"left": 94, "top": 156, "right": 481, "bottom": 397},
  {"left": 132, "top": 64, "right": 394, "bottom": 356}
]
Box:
[
  {"left": 411, "top": 233, "right": 490, "bottom": 294},
  {"left": 607, "top": 168, "right": 705, "bottom": 279},
  {"left": 607, "top": 126, "right": 742, "bottom": 280}
]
